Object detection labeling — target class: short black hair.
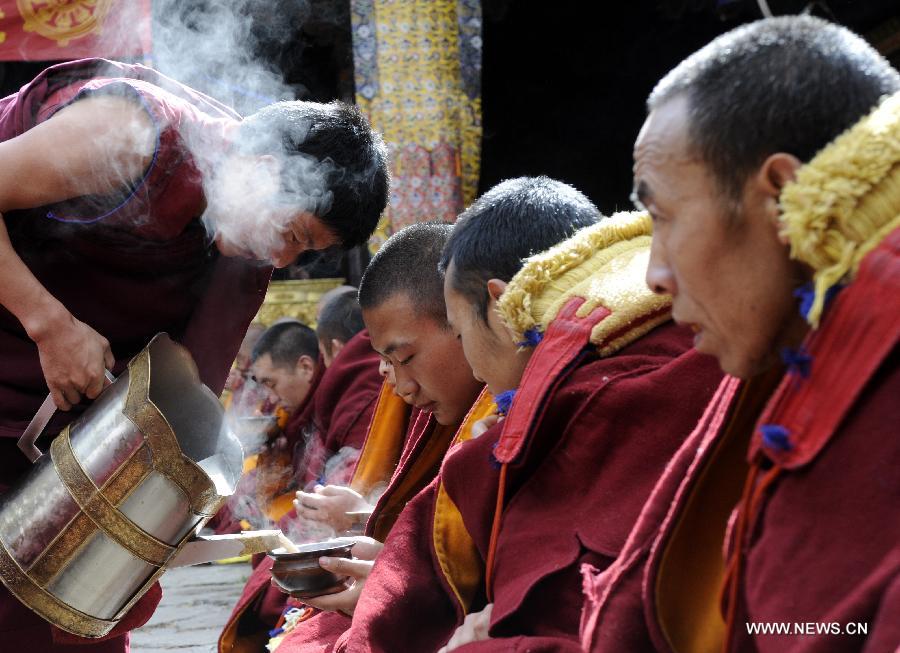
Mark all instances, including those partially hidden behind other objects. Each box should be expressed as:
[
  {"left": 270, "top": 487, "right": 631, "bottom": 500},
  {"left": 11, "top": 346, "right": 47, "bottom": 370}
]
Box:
[
  {"left": 439, "top": 176, "right": 601, "bottom": 320},
  {"left": 238, "top": 100, "right": 390, "bottom": 248},
  {"left": 251, "top": 320, "right": 319, "bottom": 367},
  {"left": 649, "top": 15, "right": 900, "bottom": 203},
  {"left": 358, "top": 222, "right": 453, "bottom": 326},
  {"left": 316, "top": 286, "right": 365, "bottom": 346}
]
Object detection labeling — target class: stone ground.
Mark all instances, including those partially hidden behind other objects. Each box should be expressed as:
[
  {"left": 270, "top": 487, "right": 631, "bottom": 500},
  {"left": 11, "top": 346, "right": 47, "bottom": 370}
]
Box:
[{"left": 131, "top": 561, "right": 251, "bottom": 652}]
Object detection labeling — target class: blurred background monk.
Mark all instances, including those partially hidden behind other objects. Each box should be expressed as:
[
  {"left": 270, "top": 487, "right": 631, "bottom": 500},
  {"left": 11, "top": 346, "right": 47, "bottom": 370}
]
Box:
[
  {"left": 0, "top": 57, "right": 389, "bottom": 652},
  {"left": 222, "top": 321, "right": 324, "bottom": 533},
  {"left": 234, "top": 223, "right": 488, "bottom": 653},
  {"left": 582, "top": 16, "right": 900, "bottom": 653}
]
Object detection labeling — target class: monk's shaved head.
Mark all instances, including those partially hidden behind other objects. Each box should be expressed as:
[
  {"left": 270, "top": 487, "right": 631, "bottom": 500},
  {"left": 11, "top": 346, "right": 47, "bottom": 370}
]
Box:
[{"left": 359, "top": 222, "right": 453, "bottom": 325}]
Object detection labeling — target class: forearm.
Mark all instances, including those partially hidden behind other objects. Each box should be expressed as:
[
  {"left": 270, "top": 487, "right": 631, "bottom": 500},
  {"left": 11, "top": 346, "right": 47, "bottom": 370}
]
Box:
[{"left": 0, "top": 214, "right": 69, "bottom": 341}]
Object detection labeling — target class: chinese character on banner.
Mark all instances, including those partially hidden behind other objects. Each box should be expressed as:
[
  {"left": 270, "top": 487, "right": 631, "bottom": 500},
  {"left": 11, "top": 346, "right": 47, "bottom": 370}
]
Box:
[{"left": 0, "top": 0, "right": 151, "bottom": 61}]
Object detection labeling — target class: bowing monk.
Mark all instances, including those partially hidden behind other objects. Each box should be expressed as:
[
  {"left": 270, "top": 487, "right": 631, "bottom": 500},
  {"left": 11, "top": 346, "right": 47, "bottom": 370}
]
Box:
[
  {"left": 262, "top": 223, "right": 492, "bottom": 653},
  {"left": 229, "top": 321, "right": 323, "bottom": 530},
  {"left": 221, "top": 223, "right": 486, "bottom": 653},
  {"left": 0, "top": 56, "right": 388, "bottom": 652},
  {"left": 582, "top": 16, "right": 900, "bottom": 653},
  {"left": 339, "top": 177, "right": 722, "bottom": 653}
]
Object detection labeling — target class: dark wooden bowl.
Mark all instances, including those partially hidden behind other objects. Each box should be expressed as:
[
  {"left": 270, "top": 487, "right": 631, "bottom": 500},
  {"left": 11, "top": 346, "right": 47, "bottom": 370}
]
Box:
[{"left": 268, "top": 539, "right": 355, "bottom": 598}]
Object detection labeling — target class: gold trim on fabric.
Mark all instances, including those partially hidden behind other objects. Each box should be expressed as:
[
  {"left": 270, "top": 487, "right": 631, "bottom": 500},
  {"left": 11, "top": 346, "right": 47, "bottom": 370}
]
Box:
[
  {"left": 28, "top": 445, "right": 155, "bottom": 586},
  {"left": 431, "top": 389, "right": 496, "bottom": 612},
  {"left": 123, "top": 349, "right": 221, "bottom": 515},
  {"left": 350, "top": 381, "right": 411, "bottom": 496},
  {"left": 50, "top": 429, "right": 174, "bottom": 567},
  {"left": 0, "top": 540, "right": 116, "bottom": 638}
]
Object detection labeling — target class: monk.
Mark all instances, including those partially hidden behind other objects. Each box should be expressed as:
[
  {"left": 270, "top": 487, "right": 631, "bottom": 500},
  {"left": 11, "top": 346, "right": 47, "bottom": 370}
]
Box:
[
  {"left": 582, "top": 16, "right": 900, "bottom": 653},
  {"left": 222, "top": 321, "right": 324, "bottom": 532},
  {"left": 337, "top": 177, "right": 722, "bottom": 653},
  {"left": 222, "top": 322, "right": 267, "bottom": 413},
  {"left": 248, "top": 223, "right": 488, "bottom": 653},
  {"left": 0, "top": 57, "right": 388, "bottom": 652}
]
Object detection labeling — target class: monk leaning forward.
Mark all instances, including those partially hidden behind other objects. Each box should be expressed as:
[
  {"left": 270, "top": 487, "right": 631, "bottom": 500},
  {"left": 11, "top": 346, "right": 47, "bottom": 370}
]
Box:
[{"left": 0, "top": 57, "right": 388, "bottom": 652}]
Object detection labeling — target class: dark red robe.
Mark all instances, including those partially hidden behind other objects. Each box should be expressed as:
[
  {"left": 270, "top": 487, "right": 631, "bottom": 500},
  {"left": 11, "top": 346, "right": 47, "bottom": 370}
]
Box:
[
  {"left": 582, "top": 228, "right": 900, "bottom": 653},
  {"left": 341, "top": 322, "right": 723, "bottom": 652},
  {"left": 218, "top": 337, "right": 399, "bottom": 653},
  {"left": 296, "top": 331, "right": 384, "bottom": 490},
  {"left": 223, "top": 395, "right": 490, "bottom": 653},
  {"left": 0, "top": 59, "right": 271, "bottom": 652}
]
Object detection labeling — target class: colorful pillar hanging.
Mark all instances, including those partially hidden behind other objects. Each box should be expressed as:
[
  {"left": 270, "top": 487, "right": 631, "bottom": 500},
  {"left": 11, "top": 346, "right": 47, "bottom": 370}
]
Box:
[{"left": 351, "top": 0, "right": 482, "bottom": 249}]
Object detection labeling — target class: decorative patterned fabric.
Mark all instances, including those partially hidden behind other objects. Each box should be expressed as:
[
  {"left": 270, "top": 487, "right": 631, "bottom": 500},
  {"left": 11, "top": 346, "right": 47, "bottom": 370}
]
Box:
[
  {"left": 0, "top": 0, "right": 151, "bottom": 61},
  {"left": 351, "top": 0, "right": 482, "bottom": 248}
]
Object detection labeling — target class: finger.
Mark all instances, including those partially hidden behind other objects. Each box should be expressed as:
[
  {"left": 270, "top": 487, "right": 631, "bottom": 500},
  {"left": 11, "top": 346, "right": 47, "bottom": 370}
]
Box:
[
  {"left": 293, "top": 504, "right": 327, "bottom": 526},
  {"left": 296, "top": 491, "right": 323, "bottom": 509},
  {"left": 302, "top": 586, "right": 353, "bottom": 612},
  {"left": 350, "top": 538, "right": 383, "bottom": 560},
  {"left": 61, "top": 385, "right": 81, "bottom": 409},
  {"left": 318, "top": 556, "right": 373, "bottom": 580},
  {"left": 51, "top": 388, "right": 71, "bottom": 411},
  {"left": 83, "top": 371, "right": 105, "bottom": 400},
  {"left": 103, "top": 347, "right": 115, "bottom": 372},
  {"left": 319, "top": 485, "right": 344, "bottom": 496}
]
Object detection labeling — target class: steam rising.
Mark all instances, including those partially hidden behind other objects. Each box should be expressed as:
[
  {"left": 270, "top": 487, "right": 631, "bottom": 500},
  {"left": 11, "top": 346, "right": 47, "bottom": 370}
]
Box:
[
  {"left": 62, "top": 0, "right": 343, "bottom": 265},
  {"left": 151, "top": 0, "right": 301, "bottom": 115}
]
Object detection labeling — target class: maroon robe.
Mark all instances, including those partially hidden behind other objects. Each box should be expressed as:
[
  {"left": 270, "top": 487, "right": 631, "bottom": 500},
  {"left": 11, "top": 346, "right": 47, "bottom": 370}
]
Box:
[
  {"left": 219, "top": 341, "right": 409, "bottom": 653},
  {"left": 297, "top": 330, "right": 384, "bottom": 489},
  {"left": 0, "top": 59, "right": 271, "bottom": 652},
  {"left": 341, "top": 323, "right": 723, "bottom": 652},
  {"left": 582, "top": 229, "right": 900, "bottom": 653},
  {"left": 221, "top": 406, "right": 468, "bottom": 653}
]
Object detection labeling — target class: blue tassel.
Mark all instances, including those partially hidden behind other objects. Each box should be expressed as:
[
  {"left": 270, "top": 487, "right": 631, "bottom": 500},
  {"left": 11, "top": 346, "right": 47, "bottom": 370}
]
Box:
[
  {"left": 517, "top": 328, "right": 543, "bottom": 348},
  {"left": 489, "top": 441, "right": 502, "bottom": 469},
  {"left": 494, "top": 390, "right": 516, "bottom": 416},
  {"left": 780, "top": 346, "right": 813, "bottom": 378},
  {"left": 268, "top": 627, "right": 284, "bottom": 637},
  {"left": 759, "top": 424, "right": 793, "bottom": 452},
  {"left": 793, "top": 282, "right": 842, "bottom": 321}
]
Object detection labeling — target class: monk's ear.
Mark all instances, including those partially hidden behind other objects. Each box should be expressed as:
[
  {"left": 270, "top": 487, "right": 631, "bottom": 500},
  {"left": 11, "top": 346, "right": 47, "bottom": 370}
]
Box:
[
  {"left": 754, "top": 153, "right": 801, "bottom": 243},
  {"left": 486, "top": 279, "right": 508, "bottom": 303},
  {"left": 758, "top": 152, "right": 801, "bottom": 193},
  {"left": 330, "top": 339, "right": 345, "bottom": 361},
  {"left": 296, "top": 354, "right": 316, "bottom": 378}
]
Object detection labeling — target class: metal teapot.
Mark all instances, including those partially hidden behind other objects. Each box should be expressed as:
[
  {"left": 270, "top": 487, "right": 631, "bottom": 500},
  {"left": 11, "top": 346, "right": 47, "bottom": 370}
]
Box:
[{"left": 0, "top": 333, "right": 284, "bottom": 638}]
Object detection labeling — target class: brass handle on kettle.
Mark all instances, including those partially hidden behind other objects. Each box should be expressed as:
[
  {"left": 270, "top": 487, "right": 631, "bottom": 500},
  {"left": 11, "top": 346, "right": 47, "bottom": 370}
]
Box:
[{"left": 17, "top": 370, "right": 116, "bottom": 463}]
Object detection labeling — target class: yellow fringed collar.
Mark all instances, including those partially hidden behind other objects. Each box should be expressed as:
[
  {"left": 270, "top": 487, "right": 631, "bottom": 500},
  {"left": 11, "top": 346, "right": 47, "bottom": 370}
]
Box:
[
  {"left": 780, "top": 91, "right": 900, "bottom": 327},
  {"left": 497, "top": 211, "right": 672, "bottom": 357}
]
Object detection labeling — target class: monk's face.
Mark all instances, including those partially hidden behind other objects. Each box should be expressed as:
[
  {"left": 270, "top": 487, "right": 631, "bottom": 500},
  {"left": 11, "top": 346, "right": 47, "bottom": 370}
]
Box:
[
  {"left": 207, "top": 153, "right": 338, "bottom": 267},
  {"left": 636, "top": 95, "right": 805, "bottom": 379},
  {"left": 364, "top": 293, "right": 482, "bottom": 426},
  {"left": 443, "top": 265, "right": 531, "bottom": 395},
  {"left": 250, "top": 352, "right": 316, "bottom": 412}
]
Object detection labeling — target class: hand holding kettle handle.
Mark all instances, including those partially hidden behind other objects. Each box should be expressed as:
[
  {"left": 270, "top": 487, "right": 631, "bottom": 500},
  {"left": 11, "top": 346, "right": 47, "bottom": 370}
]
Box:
[{"left": 18, "top": 370, "right": 116, "bottom": 462}]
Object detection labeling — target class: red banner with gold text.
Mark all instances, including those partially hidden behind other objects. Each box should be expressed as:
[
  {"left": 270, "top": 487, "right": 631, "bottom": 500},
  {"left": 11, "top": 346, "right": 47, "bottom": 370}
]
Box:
[{"left": 0, "top": 0, "right": 151, "bottom": 61}]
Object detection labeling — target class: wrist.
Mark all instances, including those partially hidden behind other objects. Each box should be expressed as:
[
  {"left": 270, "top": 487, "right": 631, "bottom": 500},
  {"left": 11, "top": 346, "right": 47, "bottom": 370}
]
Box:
[{"left": 22, "top": 295, "right": 70, "bottom": 343}]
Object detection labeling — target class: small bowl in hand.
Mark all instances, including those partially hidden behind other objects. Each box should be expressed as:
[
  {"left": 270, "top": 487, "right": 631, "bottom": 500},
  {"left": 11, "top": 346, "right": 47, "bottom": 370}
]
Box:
[{"left": 268, "top": 538, "right": 355, "bottom": 599}]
